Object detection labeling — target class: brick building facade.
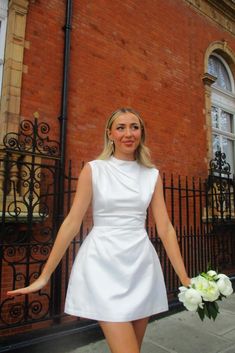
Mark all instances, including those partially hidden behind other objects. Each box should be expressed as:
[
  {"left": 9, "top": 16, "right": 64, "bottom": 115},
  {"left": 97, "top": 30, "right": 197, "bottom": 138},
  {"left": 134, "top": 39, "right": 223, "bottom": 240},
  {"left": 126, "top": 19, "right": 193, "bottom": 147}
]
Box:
[
  {"left": 0, "top": 0, "right": 234, "bottom": 339},
  {"left": 1, "top": 0, "right": 235, "bottom": 177}
]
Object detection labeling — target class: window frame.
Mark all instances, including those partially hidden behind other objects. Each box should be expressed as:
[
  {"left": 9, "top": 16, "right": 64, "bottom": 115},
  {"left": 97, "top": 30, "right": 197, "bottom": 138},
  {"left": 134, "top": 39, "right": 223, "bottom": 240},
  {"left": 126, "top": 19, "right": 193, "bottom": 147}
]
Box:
[{"left": 209, "top": 53, "right": 235, "bottom": 174}]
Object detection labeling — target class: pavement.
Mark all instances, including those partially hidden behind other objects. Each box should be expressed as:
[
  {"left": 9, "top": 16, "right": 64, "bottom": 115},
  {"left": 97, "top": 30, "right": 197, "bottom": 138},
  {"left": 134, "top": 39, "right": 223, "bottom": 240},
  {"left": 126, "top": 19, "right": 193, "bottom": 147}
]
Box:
[
  {"left": 3, "top": 294, "right": 235, "bottom": 353},
  {"left": 72, "top": 294, "right": 235, "bottom": 353}
]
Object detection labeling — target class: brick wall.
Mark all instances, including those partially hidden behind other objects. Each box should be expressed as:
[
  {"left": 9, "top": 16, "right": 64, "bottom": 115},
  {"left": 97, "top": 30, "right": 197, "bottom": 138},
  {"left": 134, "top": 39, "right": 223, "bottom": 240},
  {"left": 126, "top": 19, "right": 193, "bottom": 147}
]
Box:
[{"left": 20, "top": 0, "right": 235, "bottom": 179}]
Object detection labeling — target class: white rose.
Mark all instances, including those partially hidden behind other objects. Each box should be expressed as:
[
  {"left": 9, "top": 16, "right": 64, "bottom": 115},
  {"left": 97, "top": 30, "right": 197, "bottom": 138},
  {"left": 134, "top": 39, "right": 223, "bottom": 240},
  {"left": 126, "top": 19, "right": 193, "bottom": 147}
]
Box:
[
  {"left": 214, "top": 273, "right": 228, "bottom": 281},
  {"left": 207, "top": 270, "right": 217, "bottom": 277},
  {"left": 192, "top": 275, "right": 220, "bottom": 302},
  {"left": 216, "top": 275, "right": 233, "bottom": 297},
  {"left": 178, "top": 287, "right": 203, "bottom": 312},
  {"left": 191, "top": 275, "right": 209, "bottom": 295},
  {"left": 201, "top": 281, "right": 220, "bottom": 302},
  {"left": 215, "top": 273, "right": 228, "bottom": 280}
]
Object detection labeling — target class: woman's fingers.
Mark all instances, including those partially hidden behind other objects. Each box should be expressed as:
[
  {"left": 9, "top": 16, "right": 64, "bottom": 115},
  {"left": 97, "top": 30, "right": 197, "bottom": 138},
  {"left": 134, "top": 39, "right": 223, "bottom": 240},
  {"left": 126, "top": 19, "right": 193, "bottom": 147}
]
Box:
[
  {"left": 6, "top": 277, "right": 48, "bottom": 297},
  {"left": 7, "top": 287, "right": 32, "bottom": 297}
]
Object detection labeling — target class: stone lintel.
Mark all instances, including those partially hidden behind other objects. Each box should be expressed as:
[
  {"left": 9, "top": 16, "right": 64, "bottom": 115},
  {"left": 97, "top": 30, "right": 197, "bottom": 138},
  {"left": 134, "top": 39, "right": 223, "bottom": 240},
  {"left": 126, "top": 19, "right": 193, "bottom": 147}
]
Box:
[
  {"left": 184, "top": 0, "right": 235, "bottom": 34},
  {"left": 9, "top": 0, "right": 29, "bottom": 14}
]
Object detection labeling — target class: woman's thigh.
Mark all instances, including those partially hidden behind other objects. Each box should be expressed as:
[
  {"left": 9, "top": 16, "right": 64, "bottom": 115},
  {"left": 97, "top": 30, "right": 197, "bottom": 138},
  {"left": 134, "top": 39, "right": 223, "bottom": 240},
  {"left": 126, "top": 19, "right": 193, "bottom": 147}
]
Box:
[
  {"left": 99, "top": 321, "right": 140, "bottom": 353},
  {"left": 132, "top": 317, "right": 149, "bottom": 348}
]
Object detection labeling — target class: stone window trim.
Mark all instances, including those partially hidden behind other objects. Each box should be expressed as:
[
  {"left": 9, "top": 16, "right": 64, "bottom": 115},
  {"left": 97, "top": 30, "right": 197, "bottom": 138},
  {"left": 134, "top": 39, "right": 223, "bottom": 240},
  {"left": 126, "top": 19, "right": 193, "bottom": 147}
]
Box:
[
  {"left": 0, "top": 0, "right": 30, "bottom": 220},
  {"left": 202, "top": 41, "right": 235, "bottom": 221},
  {"left": 202, "top": 41, "right": 235, "bottom": 165},
  {"left": 0, "top": 0, "right": 8, "bottom": 97},
  {"left": 0, "top": 0, "right": 29, "bottom": 147},
  {"left": 209, "top": 52, "right": 235, "bottom": 93}
]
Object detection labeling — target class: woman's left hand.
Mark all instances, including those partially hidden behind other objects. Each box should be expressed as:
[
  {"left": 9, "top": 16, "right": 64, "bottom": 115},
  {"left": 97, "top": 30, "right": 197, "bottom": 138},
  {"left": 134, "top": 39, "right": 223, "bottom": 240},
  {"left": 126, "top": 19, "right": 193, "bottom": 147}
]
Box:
[{"left": 181, "top": 277, "right": 191, "bottom": 287}]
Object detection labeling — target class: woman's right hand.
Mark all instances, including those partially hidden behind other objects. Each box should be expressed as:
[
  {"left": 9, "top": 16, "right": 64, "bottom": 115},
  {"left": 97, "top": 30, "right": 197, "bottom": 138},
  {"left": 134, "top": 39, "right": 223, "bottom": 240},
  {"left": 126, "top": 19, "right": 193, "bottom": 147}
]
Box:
[{"left": 6, "top": 275, "right": 49, "bottom": 297}]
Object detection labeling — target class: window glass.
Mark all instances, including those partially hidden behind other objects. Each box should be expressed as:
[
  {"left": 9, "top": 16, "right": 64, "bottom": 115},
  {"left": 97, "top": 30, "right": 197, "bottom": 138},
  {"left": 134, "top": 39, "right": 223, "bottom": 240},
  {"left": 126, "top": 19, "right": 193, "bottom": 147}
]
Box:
[
  {"left": 212, "top": 134, "right": 221, "bottom": 152},
  {"left": 220, "top": 110, "right": 233, "bottom": 133},
  {"left": 211, "top": 106, "right": 234, "bottom": 174},
  {"left": 222, "top": 137, "right": 234, "bottom": 172},
  {"left": 208, "top": 55, "right": 232, "bottom": 92}
]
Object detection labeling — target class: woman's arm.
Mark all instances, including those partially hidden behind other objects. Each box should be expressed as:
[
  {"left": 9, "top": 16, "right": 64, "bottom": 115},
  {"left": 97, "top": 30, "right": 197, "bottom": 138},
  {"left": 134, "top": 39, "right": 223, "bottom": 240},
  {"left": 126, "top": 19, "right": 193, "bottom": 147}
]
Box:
[
  {"left": 150, "top": 174, "right": 191, "bottom": 287},
  {"left": 7, "top": 163, "right": 93, "bottom": 296}
]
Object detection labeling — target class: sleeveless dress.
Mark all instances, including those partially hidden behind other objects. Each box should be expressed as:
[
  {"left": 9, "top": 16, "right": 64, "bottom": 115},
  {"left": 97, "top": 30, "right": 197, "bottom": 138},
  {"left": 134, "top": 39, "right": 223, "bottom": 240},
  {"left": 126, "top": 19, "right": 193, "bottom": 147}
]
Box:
[{"left": 64, "top": 156, "right": 168, "bottom": 321}]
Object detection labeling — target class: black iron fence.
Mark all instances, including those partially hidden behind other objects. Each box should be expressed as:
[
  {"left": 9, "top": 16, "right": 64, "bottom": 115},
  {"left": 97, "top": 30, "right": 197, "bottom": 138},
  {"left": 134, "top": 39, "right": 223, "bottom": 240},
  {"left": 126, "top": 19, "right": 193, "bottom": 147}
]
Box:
[{"left": 0, "top": 119, "right": 234, "bottom": 335}]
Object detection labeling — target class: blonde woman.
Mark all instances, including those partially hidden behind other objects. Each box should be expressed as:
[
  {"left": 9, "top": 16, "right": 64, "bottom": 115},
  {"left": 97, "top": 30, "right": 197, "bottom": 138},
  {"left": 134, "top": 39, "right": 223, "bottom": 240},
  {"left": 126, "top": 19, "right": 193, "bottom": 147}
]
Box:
[{"left": 7, "top": 108, "right": 190, "bottom": 353}]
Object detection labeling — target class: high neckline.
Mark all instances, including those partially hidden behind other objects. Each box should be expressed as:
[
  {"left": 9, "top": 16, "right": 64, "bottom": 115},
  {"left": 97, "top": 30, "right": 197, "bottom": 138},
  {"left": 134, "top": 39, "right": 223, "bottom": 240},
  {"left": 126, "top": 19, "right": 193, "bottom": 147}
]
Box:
[{"left": 110, "top": 156, "right": 137, "bottom": 164}]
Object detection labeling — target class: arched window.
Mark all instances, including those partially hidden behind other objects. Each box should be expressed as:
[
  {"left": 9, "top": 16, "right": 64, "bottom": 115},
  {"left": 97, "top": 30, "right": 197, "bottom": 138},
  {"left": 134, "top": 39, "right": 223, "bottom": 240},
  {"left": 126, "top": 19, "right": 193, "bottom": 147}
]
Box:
[{"left": 208, "top": 53, "right": 235, "bottom": 174}]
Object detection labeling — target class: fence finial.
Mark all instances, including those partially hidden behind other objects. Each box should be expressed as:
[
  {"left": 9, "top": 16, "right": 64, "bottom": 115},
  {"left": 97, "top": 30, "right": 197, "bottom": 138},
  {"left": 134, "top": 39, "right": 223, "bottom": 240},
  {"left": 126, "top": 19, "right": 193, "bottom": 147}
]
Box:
[{"left": 209, "top": 151, "right": 231, "bottom": 176}]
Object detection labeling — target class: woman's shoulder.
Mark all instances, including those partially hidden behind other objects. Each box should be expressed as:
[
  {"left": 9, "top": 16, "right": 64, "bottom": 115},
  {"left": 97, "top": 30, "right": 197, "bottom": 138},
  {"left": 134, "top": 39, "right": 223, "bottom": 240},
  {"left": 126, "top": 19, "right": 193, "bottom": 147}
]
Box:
[
  {"left": 87, "top": 159, "right": 110, "bottom": 171},
  {"left": 88, "top": 158, "right": 109, "bottom": 166},
  {"left": 140, "top": 163, "right": 159, "bottom": 174},
  {"left": 140, "top": 165, "right": 160, "bottom": 186}
]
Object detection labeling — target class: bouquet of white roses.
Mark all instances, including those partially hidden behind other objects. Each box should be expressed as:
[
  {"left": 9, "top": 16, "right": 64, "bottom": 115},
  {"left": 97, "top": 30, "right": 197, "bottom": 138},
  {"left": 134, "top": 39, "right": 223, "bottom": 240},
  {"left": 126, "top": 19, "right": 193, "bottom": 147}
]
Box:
[{"left": 178, "top": 270, "right": 233, "bottom": 321}]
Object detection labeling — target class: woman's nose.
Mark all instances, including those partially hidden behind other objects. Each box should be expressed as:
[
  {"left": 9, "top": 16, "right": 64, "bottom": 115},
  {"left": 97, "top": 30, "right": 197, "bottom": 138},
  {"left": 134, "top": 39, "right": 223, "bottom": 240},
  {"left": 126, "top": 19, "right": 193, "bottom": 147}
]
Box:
[{"left": 125, "top": 128, "right": 132, "bottom": 136}]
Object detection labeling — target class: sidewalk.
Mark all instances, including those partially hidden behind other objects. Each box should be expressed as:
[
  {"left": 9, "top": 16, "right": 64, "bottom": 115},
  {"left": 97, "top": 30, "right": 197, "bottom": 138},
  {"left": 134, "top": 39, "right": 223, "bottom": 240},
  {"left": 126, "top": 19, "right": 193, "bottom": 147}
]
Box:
[
  {"left": 73, "top": 294, "right": 235, "bottom": 353},
  {"left": 4, "top": 294, "right": 235, "bottom": 353}
]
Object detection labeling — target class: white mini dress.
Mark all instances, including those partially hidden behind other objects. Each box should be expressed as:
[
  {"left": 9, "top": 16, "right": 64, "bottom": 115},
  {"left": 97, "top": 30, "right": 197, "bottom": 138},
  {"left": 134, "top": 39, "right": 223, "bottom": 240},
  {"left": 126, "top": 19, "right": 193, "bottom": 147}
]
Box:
[{"left": 64, "top": 156, "right": 168, "bottom": 321}]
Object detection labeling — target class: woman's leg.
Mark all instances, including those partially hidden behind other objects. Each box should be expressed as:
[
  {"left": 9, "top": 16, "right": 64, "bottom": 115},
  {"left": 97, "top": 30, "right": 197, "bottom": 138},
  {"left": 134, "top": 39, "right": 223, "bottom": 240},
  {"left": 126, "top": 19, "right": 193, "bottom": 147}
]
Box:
[
  {"left": 99, "top": 321, "right": 140, "bottom": 353},
  {"left": 132, "top": 317, "right": 149, "bottom": 349}
]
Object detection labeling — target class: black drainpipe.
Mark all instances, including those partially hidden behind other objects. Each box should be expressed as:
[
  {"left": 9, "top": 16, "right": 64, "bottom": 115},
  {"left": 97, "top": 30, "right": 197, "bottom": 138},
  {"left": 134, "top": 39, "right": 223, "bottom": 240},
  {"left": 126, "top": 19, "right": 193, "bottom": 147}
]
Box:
[{"left": 54, "top": 0, "right": 73, "bottom": 321}]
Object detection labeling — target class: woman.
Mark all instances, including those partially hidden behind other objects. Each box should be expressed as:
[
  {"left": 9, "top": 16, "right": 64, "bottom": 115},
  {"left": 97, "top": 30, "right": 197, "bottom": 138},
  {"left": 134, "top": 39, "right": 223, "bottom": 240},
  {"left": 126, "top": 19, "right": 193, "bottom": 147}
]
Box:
[{"left": 7, "top": 108, "right": 191, "bottom": 353}]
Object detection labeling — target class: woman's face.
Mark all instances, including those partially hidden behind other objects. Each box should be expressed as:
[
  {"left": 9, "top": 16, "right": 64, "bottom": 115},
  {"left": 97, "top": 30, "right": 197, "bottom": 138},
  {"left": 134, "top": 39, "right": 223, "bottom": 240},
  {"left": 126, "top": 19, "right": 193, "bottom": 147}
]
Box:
[{"left": 108, "top": 113, "right": 142, "bottom": 160}]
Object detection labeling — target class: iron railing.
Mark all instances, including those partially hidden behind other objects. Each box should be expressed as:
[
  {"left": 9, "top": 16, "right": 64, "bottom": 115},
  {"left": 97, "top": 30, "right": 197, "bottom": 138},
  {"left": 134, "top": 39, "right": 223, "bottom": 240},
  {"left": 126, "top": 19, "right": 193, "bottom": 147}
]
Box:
[{"left": 0, "top": 120, "right": 234, "bottom": 335}]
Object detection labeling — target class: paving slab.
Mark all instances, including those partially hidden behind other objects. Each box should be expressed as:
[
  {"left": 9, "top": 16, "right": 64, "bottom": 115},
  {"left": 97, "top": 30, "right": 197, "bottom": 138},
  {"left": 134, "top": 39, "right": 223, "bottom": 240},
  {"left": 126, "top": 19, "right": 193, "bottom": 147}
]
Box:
[
  {"left": 215, "top": 297, "right": 235, "bottom": 313},
  {"left": 76, "top": 340, "right": 177, "bottom": 353},
  {"left": 141, "top": 339, "right": 177, "bottom": 353},
  {"left": 74, "top": 340, "right": 109, "bottom": 353},
  {"left": 219, "top": 344, "right": 235, "bottom": 353},
  {"left": 145, "top": 318, "right": 232, "bottom": 353},
  {"left": 169, "top": 308, "right": 235, "bottom": 337},
  {"left": 72, "top": 293, "right": 235, "bottom": 353},
  {"left": 222, "top": 328, "right": 235, "bottom": 342}
]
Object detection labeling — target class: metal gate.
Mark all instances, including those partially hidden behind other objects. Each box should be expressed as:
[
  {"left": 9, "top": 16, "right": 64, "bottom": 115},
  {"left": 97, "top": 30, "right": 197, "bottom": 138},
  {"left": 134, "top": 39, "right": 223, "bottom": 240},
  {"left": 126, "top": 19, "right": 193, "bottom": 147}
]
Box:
[{"left": 0, "top": 118, "right": 63, "bottom": 332}]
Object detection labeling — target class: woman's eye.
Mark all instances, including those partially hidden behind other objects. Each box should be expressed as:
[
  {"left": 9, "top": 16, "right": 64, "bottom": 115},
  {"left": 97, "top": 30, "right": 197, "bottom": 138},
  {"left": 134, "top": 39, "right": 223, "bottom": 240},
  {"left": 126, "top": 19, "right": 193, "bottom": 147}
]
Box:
[{"left": 116, "top": 125, "right": 140, "bottom": 131}]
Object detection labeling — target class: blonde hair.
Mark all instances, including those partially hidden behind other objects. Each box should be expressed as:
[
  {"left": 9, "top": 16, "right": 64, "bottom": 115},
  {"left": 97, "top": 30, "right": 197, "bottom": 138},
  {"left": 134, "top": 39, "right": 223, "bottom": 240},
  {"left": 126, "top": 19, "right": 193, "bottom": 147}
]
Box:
[{"left": 98, "top": 107, "right": 155, "bottom": 168}]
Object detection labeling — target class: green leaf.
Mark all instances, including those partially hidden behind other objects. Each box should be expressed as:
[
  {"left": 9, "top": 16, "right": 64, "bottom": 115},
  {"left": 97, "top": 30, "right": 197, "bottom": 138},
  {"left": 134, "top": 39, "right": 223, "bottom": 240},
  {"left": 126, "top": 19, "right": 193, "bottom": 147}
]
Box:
[
  {"left": 197, "top": 307, "right": 205, "bottom": 321},
  {"left": 200, "top": 272, "right": 214, "bottom": 281},
  {"left": 208, "top": 302, "right": 219, "bottom": 321},
  {"left": 204, "top": 303, "right": 211, "bottom": 319}
]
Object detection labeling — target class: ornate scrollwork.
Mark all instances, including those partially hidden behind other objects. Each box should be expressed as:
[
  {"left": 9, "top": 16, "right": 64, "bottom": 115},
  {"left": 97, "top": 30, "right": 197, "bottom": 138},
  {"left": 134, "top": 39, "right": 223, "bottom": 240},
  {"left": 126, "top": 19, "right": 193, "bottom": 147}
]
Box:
[
  {"left": 207, "top": 151, "right": 234, "bottom": 223},
  {"left": 0, "top": 293, "right": 50, "bottom": 325},
  {"left": 3, "top": 118, "right": 60, "bottom": 157},
  {"left": 209, "top": 150, "right": 231, "bottom": 175},
  {"left": 0, "top": 118, "right": 63, "bottom": 331}
]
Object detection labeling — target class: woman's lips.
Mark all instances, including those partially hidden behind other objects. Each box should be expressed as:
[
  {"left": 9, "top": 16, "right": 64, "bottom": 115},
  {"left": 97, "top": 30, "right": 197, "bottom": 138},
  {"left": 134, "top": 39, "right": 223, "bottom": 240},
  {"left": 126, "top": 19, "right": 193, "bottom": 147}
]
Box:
[{"left": 123, "top": 141, "right": 134, "bottom": 146}]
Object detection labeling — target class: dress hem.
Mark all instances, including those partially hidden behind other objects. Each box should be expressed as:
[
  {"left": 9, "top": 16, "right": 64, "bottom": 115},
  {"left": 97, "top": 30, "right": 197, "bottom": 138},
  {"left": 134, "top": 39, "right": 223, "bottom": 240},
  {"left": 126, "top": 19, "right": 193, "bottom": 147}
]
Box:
[{"left": 64, "top": 305, "right": 169, "bottom": 322}]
